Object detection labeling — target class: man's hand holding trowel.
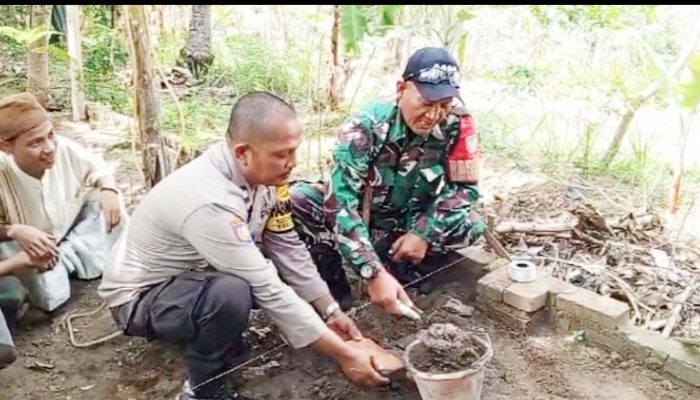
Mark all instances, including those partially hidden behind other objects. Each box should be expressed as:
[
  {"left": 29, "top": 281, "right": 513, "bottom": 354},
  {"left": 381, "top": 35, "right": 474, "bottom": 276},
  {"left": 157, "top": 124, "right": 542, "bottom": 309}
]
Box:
[{"left": 367, "top": 267, "right": 424, "bottom": 321}]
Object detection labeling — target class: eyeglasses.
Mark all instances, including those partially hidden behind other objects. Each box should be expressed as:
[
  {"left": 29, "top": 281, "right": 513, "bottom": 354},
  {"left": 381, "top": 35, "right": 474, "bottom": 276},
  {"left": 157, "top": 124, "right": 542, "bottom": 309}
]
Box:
[{"left": 405, "top": 64, "right": 461, "bottom": 86}]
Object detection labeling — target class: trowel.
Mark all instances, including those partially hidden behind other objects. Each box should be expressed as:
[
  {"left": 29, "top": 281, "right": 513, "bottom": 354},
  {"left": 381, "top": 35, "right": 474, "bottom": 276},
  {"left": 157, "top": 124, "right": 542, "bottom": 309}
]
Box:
[{"left": 345, "top": 337, "right": 417, "bottom": 388}]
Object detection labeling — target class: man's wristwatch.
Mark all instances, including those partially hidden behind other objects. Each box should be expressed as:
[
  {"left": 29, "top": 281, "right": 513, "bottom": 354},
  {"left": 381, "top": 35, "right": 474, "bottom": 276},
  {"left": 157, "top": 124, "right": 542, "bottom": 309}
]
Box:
[
  {"left": 360, "top": 263, "right": 382, "bottom": 280},
  {"left": 322, "top": 301, "right": 340, "bottom": 321}
]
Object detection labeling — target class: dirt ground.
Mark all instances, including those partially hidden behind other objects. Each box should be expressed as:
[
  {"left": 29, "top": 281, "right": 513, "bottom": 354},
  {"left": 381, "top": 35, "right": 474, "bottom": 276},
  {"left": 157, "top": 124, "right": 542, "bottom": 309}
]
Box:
[{"left": 2, "top": 258, "right": 699, "bottom": 400}]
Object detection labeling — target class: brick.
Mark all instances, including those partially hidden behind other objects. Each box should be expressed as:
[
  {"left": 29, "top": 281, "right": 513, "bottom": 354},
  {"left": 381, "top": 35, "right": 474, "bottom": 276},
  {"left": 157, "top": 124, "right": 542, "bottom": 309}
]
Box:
[
  {"left": 476, "top": 267, "right": 511, "bottom": 303},
  {"left": 554, "top": 286, "right": 630, "bottom": 329},
  {"left": 542, "top": 277, "right": 579, "bottom": 311},
  {"left": 664, "top": 355, "right": 700, "bottom": 388},
  {"left": 623, "top": 326, "right": 684, "bottom": 367},
  {"left": 528, "top": 308, "right": 557, "bottom": 336},
  {"left": 583, "top": 324, "right": 629, "bottom": 351},
  {"left": 620, "top": 324, "right": 700, "bottom": 386},
  {"left": 644, "top": 355, "right": 666, "bottom": 370},
  {"left": 503, "top": 279, "right": 549, "bottom": 312},
  {"left": 541, "top": 276, "right": 577, "bottom": 296},
  {"left": 661, "top": 338, "right": 700, "bottom": 388},
  {"left": 558, "top": 318, "right": 627, "bottom": 350},
  {"left": 477, "top": 298, "right": 533, "bottom": 331},
  {"left": 622, "top": 326, "right": 662, "bottom": 363},
  {"left": 553, "top": 310, "right": 572, "bottom": 333},
  {"left": 457, "top": 246, "right": 497, "bottom": 266}
]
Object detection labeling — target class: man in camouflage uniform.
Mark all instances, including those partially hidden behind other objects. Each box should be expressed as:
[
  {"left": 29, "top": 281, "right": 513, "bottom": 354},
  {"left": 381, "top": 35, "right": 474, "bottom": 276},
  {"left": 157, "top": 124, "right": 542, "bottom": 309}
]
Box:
[{"left": 290, "top": 47, "right": 485, "bottom": 317}]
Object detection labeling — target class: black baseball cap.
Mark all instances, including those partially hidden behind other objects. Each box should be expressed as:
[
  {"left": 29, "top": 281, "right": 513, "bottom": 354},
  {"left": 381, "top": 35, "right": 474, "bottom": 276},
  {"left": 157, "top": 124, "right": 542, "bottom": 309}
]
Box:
[{"left": 402, "top": 47, "right": 461, "bottom": 102}]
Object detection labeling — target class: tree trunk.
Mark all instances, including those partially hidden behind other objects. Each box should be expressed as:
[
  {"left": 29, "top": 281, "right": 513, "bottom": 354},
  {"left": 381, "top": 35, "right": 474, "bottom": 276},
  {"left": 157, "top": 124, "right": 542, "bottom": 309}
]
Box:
[
  {"left": 126, "top": 5, "right": 173, "bottom": 188},
  {"left": 111, "top": 5, "right": 117, "bottom": 29},
  {"left": 273, "top": 5, "right": 290, "bottom": 45},
  {"left": 182, "top": 5, "right": 212, "bottom": 79},
  {"left": 668, "top": 114, "right": 690, "bottom": 214},
  {"left": 383, "top": 33, "right": 406, "bottom": 73},
  {"left": 328, "top": 5, "right": 341, "bottom": 110},
  {"left": 601, "top": 23, "right": 700, "bottom": 169},
  {"left": 65, "top": 5, "right": 86, "bottom": 121},
  {"left": 668, "top": 162, "right": 683, "bottom": 214},
  {"left": 27, "top": 4, "right": 52, "bottom": 108}
]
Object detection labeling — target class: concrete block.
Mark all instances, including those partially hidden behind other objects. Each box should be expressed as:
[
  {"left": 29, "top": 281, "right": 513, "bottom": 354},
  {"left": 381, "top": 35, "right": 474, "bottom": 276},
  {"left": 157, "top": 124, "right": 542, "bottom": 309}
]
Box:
[
  {"left": 552, "top": 310, "right": 572, "bottom": 333},
  {"left": 559, "top": 318, "right": 630, "bottom": 350},
  {"left": 541, "top": 276, "right": 577, "bottom": 297},
  {"left": 503, "top": 279, "right": 549, "bottom": 312},
  {"left": 457, "top": 246, "right": 497, "bottom": 266},
  {"left": 620, "top": 324, "right": 700, "bottom": 386},
  {"left": 554, "top": 286, "right": 630, "bottom": 329},
  {"left": 622, "top": 325, "right": 664, "bottom": 363},
  {"left": 664, "top": 354, "right": 700, "bottom": 388},
  {"left": 661, "top": 338, "right": 700, "bottom": 388},
  {"left": 583, "top": 323, "right": 629, "bottom": 351},
  {"left": 476, "top": 267, "right": 511, "bottom": 303}
]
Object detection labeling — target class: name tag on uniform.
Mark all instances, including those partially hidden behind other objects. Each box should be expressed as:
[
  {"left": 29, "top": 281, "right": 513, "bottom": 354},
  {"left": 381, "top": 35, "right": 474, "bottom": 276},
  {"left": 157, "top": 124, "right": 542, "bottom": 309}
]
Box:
[{"left": 265, "top": 184, "right": 294, "bottom": 233}]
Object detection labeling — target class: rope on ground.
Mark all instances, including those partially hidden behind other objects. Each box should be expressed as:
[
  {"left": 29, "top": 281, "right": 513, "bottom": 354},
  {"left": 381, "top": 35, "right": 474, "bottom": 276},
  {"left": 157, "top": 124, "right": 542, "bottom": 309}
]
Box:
[
  {"left": 62, "top": 300, "right": 123, "bottom": 348},
  {"left": 191, "top": 251, "right": 475, "bottom": 392}
]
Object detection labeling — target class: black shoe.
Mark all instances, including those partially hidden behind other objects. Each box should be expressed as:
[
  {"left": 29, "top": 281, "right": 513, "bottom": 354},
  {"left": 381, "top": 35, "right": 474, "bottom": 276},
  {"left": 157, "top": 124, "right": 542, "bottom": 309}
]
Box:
[
  {"left": 228, "top": 334, "right": 252, "bottom": 365},
  {"left": 174, "top": 380, "right": 251, "bottom": 400}
]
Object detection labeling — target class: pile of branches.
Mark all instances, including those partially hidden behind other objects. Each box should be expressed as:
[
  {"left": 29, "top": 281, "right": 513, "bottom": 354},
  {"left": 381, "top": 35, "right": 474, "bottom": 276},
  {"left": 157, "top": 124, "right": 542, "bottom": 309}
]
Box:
[{"left": 488, "top": 180, "right": 700, "bottom": 344}]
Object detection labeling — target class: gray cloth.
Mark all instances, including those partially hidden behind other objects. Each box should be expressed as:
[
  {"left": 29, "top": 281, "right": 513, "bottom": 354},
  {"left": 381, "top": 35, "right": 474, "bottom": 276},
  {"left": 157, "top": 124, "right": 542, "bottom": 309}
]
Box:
[
  {"left": 58, "top": 192, "right": 126, "bottom": 281},
  {"left": 0, "top": 192, "right": 127, "bottom": 312},
  {"left": 0, "top": 308, "right": 17, "bottom": 370},
  {"left": 0, "top": 275, "right": 26, "bottom": 329},
  {"left": 99, "top": 140, "right": 330, "bottom": 349},
  {"left": 0, "top": 308, "right": 13, "bottom": 347},
  {"left": 112, "top": 270, "right": 252, "bottom": 397}
]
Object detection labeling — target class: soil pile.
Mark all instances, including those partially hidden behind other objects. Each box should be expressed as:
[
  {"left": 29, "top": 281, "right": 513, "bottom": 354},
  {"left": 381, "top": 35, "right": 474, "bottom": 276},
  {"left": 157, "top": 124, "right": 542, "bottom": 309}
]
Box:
[{"left": 410, "top": 323, "right": 489, "bottom": 374}]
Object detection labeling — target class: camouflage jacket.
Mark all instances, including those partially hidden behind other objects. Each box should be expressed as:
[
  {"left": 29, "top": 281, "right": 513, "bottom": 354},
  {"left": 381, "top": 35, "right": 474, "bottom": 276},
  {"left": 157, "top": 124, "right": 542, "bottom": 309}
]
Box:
[{"left": 325, "top": 99, "right": 482, "bottom": 274}]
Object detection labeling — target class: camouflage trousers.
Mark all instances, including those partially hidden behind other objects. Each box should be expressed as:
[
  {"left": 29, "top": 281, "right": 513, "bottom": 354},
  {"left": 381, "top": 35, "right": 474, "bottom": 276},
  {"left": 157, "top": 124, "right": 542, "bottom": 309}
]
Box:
[{"left": 289, "top": 180, "right": 480, "bottom": 306}]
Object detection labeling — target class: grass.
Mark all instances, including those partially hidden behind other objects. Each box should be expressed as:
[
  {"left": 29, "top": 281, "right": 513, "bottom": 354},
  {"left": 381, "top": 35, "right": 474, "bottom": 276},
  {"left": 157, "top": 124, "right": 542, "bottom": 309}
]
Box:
[
  {"left": 210, "top": 35, "right": 312, "bottom": 103},
  {"left": 82, "top": 5, "right": 131, "bottom": 115},
  {"left": 160, "top": 90, "right": 231, "bottom": 151},
  {"left": 476, "top": 101, "right": 680, "bottom": 199}
]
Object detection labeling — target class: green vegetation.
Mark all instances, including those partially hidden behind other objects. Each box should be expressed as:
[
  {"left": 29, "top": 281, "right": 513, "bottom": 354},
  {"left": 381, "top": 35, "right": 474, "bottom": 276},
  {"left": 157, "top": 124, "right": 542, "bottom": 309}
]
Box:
[{"left": 0, "top": 5, "right": 698, "bottom": 208}]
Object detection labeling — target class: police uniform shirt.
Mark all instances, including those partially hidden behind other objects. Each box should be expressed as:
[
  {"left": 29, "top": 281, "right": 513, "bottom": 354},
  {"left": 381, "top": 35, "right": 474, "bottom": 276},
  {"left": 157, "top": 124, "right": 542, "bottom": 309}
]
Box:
[{"left": 98, "top": 140, "right": 331, "bottom": 348}]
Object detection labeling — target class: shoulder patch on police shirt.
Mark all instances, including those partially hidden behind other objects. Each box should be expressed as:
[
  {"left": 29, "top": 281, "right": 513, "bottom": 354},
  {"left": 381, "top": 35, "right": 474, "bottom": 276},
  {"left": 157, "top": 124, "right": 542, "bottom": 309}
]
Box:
[
  {"left": 265, "top": 184, "right": 294, "bottom": 233},
  {"left": 230, "top": 214, "right": 253, "bottom": 243}
]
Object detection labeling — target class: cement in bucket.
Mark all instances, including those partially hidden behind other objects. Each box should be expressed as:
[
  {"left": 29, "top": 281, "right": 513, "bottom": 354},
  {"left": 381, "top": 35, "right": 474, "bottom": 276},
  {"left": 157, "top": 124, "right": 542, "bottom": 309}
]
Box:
[{"left": 403, "top": 332, "right": 493, "bottom": 400}]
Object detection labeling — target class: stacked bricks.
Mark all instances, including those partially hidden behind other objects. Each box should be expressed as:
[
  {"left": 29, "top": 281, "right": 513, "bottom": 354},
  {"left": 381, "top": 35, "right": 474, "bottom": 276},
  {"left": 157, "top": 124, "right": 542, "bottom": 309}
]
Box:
[{"left": 475, "top": 261, "right": 700, "bottom": 388}]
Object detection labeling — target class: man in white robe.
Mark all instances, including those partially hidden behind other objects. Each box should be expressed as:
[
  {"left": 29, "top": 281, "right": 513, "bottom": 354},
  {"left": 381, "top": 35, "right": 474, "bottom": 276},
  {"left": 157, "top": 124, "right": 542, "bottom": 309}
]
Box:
[{"left": 0, "top": 92, "right": 127, "bottom": 323}]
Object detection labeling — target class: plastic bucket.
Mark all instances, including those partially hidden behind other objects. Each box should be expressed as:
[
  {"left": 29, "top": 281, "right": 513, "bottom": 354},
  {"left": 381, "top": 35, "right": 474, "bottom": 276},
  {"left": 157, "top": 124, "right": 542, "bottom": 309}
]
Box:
[{"left": 403, "top": 332, "right": 493, "bottom": 400}]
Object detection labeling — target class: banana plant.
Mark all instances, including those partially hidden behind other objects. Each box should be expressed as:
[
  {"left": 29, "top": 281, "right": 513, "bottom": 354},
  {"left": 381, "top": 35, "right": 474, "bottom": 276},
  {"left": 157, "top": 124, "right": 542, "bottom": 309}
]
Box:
[
  {"left": 0, "top": 25, "right": 60, "bottom": 52},
  {"left": 408, "top": 5, "right": 476, "bottom": 69},
  {"left": 325, "top": 5, "right": 401, "bottom": 111},
  {"left": 340, "top": 5, "right": 402, "bottom": 57},
  {"left": 680, "top": 53, "right": 700, "bottom": 109},
  {"left": 1, "top": 25, "right": 71, "bottom": 65}
]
